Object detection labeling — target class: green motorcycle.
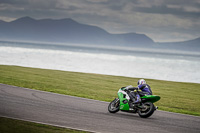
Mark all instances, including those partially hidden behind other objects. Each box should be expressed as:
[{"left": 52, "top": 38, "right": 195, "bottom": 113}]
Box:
[{"left": 108, "top": 87, "right": 160, "bottom": 118}]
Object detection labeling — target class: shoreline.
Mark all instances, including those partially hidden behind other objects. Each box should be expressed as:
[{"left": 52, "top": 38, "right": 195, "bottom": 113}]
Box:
[{"left": 1, "top": 64, "right": 200, "bottom": 84}]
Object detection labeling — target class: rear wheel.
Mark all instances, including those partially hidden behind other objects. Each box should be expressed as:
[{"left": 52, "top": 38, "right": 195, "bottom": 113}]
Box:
[
  {"left": 138, "top": 102, "right": 155, "bottom": 118},
  {"left": 108, "top": 98, "right": 120, "bottom": 113}
]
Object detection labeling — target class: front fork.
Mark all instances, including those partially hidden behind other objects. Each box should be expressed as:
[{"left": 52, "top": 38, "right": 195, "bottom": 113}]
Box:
[{"left": 114, "top": 98, "right": 120, "bottom": 107}]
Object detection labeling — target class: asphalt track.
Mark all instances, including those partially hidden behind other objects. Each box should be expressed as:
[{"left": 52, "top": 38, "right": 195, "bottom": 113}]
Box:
[{"left": 0, "top": 84, "right": 200, "bottom": 133}]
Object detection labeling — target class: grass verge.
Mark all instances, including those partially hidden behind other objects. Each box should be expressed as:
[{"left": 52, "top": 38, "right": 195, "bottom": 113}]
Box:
[
  {"left": 0, "top": 117, "right": 89, "bottom": 133},
  {"left": 0, "top": 65, "right": 200, "bottom": 116}
]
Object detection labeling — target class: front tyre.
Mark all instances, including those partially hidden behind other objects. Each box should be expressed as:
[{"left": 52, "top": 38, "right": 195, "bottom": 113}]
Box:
[
  {"left": 108, "top": 98, "right": 120, "bottom": 113},
  {"left": 138, "top": 102, "right": 155, "bottom": 118}
]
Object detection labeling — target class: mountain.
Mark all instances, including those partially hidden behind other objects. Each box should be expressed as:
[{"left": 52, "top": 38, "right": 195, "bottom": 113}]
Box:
[
  {"left": 0, "top": 17, "right": 154, "bottom": 47},
  {"left": 156, "top": 37, "right": 200, "bottom": 51},
  {"left": 0, "top": 17, "right": 199, "bottom": 51}
]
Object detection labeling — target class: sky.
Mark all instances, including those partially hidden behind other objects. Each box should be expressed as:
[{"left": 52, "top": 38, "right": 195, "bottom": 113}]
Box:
[{"left": 0, "top": 0, "right": 200, "bottom": 42}]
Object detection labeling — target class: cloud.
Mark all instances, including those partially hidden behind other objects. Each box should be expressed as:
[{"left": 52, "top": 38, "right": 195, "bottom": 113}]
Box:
[{"left": 133, "top": 3, "right": 200, "bottom": 20}]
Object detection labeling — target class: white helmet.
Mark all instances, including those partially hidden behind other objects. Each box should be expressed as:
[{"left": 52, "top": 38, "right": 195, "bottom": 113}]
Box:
[{"left": 137, "top": 79, "right": 146, "bottom": 85}]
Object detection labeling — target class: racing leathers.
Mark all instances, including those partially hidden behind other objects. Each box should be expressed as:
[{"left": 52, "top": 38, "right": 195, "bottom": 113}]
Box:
[{"left": 124, "top": 84, "right": 152, "bottom": 104}]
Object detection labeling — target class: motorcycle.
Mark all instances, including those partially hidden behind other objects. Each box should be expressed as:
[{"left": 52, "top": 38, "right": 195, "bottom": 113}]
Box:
[{"left": 108, "top": 87, "right": 160, "bottom": 118}]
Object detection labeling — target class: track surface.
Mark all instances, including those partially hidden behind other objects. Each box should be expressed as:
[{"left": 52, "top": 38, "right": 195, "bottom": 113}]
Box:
[{"left": 0, "top": 84, "right": 200, "bottom": 133}]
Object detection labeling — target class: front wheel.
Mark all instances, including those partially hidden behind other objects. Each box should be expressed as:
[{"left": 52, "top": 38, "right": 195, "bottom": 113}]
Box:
[
  {"left": 138, "top": 102, "right": 155, "bottom": 118},
  {"left": 108, "top": 98, "right": 120, "bottom": 113}
]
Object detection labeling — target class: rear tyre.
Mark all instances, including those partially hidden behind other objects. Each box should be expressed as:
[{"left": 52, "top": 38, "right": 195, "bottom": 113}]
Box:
[
  {"left": 138, "top": 102, "right": 155, "bottom": 118},
  {"left": 108, "top": 98, "right": 120, "bottom": 113}
]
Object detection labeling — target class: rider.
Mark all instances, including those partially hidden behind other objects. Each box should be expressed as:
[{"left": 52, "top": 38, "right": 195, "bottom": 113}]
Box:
[
  {"left": 124, "top": 79, "right": 152, "bottom": 105},
  {"left": 137, "top": 79, "right": 152, "bottom": 95}
]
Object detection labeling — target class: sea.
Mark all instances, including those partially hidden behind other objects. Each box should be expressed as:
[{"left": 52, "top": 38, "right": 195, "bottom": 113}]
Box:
[{"left": 0, "top": 41, "right": 200, "bottom": 84}]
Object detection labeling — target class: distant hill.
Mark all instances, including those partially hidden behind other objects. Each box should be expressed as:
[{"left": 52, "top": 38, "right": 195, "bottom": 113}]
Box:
[
  {"left": 156, "top": 37, "right": 200, "bottom": 51},
  {"left": 0, "top": 17, "right": 199, "bottom": 51},
  {"left": 0, "top": 16, "right": 154, "bottom": 47}
]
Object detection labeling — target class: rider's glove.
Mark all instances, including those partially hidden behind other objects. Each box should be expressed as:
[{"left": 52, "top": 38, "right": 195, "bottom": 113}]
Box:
[{"left": 134, "top": 87, "right": 139, "bottom": 92}]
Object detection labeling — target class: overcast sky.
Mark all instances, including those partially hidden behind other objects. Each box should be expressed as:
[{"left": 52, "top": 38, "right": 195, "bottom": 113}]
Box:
[{"left": 0, "top": 0, "right": 200, "bottom": 42}]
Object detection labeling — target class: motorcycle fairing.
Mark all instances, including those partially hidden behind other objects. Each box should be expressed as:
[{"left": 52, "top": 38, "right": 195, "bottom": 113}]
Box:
[
  {"left": 141, "top": 95, "right": 160, "bottom": 103},
  {"left": 118, "top": 89, "right": 130, "bottom": 111}
]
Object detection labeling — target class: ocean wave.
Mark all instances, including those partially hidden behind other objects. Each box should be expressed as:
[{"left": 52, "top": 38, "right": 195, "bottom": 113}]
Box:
[{"left": 0, "top": 46, "right": 199, "bottom": 83}]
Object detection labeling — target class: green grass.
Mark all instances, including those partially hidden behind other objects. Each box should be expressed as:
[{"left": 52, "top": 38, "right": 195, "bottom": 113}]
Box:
[
  {"left": 0, "top": 117, "right": 89, "bottom": 133},
  {"left": 0, "top": 65, "right": 200, "bottom": 116}
]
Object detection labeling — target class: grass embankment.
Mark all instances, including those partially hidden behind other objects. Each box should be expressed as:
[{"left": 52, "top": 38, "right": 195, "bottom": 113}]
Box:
[
  {"left": 0, "top": 117, "right": 88, "bottom": 133},
  {"left": 0, "top": 65, "right": 200, "bottom": 116}
]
